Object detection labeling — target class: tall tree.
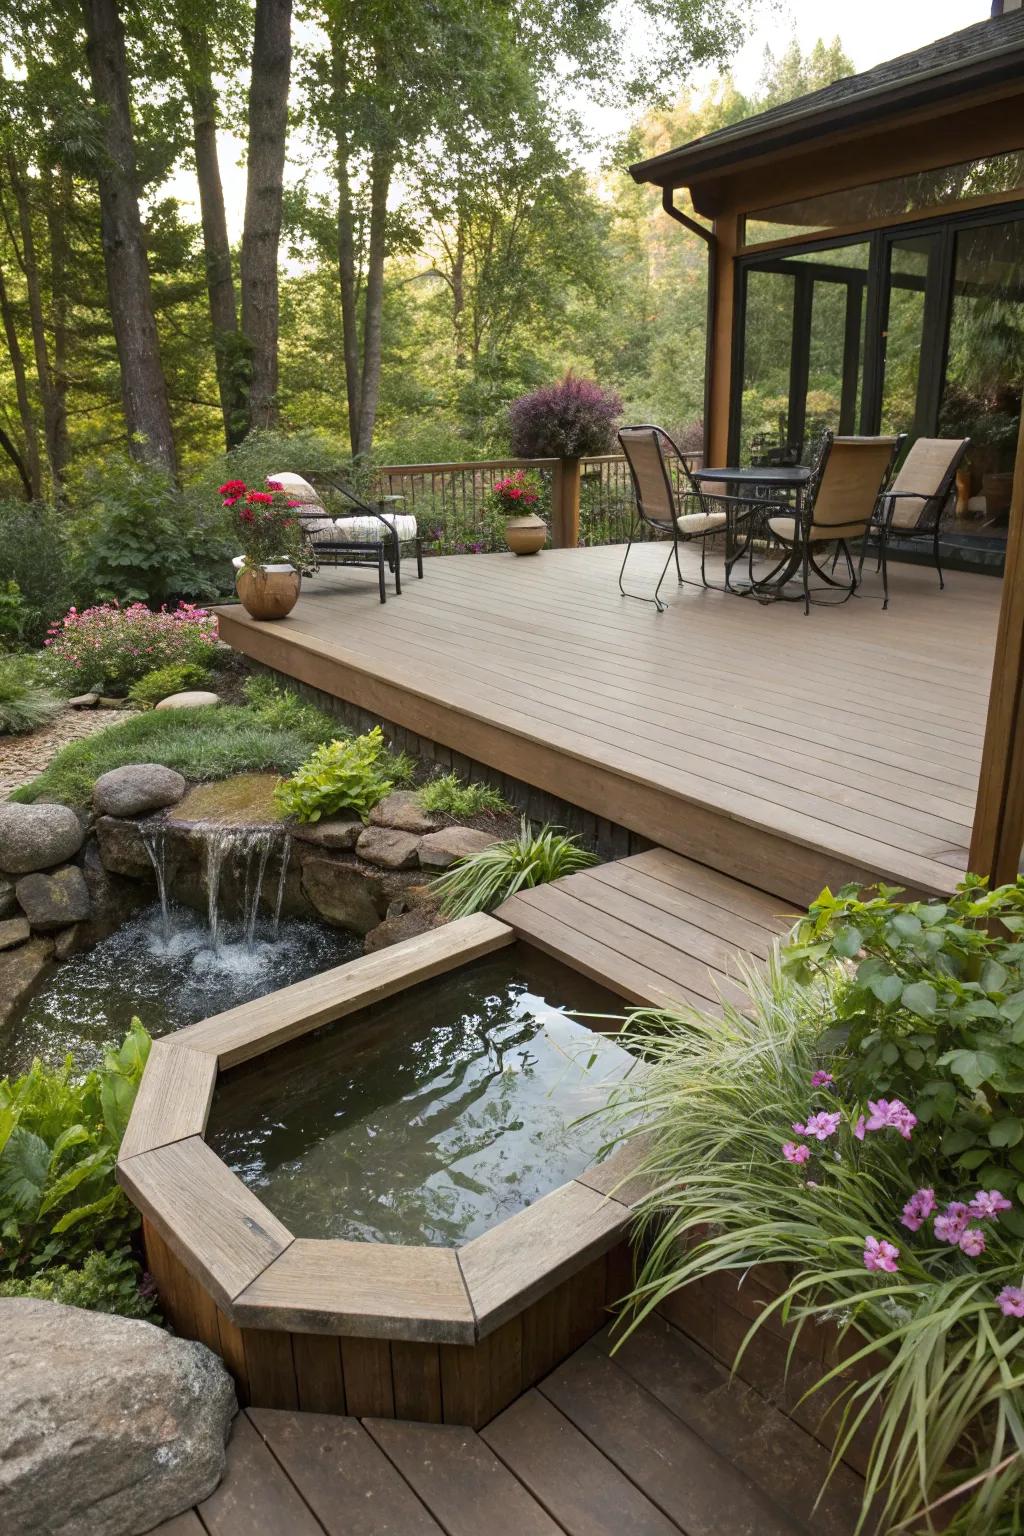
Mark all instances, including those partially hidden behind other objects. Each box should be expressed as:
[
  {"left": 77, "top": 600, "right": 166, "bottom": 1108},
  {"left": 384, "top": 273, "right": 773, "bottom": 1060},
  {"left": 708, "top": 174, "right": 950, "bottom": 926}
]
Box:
[
  {"left": 82, "top": 0, "right": 177, "bottom": 474},
  {"left": 4, "top": 154, "right": 67, "bottom": 488},
  {"left": 0, "top": 250, "right": 40, "bottom": 497},
  {"left": 240, "top": 0, "right": 292, "bottom": 432}
]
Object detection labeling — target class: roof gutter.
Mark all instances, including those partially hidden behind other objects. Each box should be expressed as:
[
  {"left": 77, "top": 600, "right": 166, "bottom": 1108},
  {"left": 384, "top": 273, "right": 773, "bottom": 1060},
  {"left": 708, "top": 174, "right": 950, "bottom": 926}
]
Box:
[{"left": 661, "top": 190, "right": 716, "bottom": 440}]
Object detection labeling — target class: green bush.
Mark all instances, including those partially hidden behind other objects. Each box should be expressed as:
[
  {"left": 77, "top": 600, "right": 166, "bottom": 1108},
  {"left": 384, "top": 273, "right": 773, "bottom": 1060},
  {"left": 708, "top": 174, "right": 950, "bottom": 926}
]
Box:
[
  {"left": 418, "top": 772, "right": 510, "bottom": 818},
  {"left": 0, "top": 1248, "right": 156, "bottom": 1320},
  {"left": 41, "top": 601, "right": 219, "bottom": 696},
  {"left": 0, "top": 654, "right": 62, "bottom": 735},
  {"left": 128, "top": 661, "right": 214, "bottom": 710},
  {"left": 242, "top": 673, "right": 337, "bottom": 743},
  {"left": 190, "top": 426, "right": 350, "bottom": 506},
  {"left": 0, "top": 1021, "right": 150, "bottom": 1279},
  {"left": 432, "top": 818, "right": 597, "bottom": 916},
  {"left": 0, "top": 500, "right": 73, "bottom": 646},
  {"left": 11, "top": 705, "right": 325, "bottom": 805},
  {"left": 274, "top": 726, "right": 395, "bottom": 822}
]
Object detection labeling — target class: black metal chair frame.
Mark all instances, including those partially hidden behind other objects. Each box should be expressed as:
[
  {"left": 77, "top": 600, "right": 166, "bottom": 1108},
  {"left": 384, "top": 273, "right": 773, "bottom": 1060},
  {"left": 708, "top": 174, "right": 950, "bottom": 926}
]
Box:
[
  {"left": 754, "top": 431, "right": 902, "bottom": 614},
  {"left": 617, "top": 424, "right": 757, "bottom": 613},
  {"left": 298, "top": 471, "right": 424, "bottom": 604},
  {"left": 856, "top": 438, "right": 971, "bottom": 595}
]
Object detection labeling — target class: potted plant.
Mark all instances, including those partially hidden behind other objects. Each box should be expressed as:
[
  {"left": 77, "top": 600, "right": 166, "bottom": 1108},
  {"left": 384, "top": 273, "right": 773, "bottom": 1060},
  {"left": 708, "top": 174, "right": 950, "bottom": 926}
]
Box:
[
  {"left": 220, "top": 479, "right": 306, "bottom": 619},
  {"left": 508, "top": 374, "right": 622, "bottom": 547},
  {"left": 488, "top": 469, "right": 548, "bottom": 556}
]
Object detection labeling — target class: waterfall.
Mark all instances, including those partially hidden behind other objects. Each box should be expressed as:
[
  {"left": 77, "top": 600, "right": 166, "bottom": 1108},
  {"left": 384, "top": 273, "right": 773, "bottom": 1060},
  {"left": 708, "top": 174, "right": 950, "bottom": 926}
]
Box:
[
  {"left": 141, "top": 827, "right": 172, "bottom": 944},
  {"left": 200, "top": 823, "right": 289, "bottom": 953},
  {"left": 272, "top": 835, "right": 292, "bottom": 939}
]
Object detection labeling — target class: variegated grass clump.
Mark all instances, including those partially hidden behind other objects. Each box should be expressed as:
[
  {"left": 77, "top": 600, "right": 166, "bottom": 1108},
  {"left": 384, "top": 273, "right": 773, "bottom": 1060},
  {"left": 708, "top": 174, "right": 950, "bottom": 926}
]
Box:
[{"left": 432, "top": 818, "right": 597, "bottom": 916}]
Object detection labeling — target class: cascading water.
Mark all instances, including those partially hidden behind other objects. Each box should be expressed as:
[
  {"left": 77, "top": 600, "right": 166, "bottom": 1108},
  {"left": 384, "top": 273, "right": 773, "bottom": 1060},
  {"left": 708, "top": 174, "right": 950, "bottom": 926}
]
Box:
[
  {"left": 200, "top": 823, "right": 290, "bottom": 954},
  {"left": 141, "top": 826, "right": 172, "bottom": 944}
]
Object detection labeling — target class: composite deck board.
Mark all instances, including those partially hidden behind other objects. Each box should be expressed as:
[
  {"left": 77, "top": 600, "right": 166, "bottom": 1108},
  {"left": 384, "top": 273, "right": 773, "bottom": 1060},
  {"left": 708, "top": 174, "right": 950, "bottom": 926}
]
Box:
[
  {"left": 216, "top": 544, "right": 999, "bottom": 895},
  {"left": 157, "top": 1317, "right": 853, "bottom": 1534}
]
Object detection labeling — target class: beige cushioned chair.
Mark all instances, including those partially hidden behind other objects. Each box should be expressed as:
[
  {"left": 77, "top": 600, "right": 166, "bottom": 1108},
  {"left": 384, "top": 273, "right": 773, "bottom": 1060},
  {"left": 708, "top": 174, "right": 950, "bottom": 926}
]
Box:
[{"left": 857, "top": 436, "right": 970, "bottom": 594}]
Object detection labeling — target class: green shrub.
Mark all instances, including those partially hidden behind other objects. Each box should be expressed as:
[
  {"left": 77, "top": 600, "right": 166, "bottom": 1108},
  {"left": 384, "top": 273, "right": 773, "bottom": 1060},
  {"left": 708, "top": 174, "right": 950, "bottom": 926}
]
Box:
[
  {"left": 0, "top": 1247, "right": 156, "bottom": 1320},
  {"left": 42, "top": 601, "right": 219, "bottom": 696},
  {"left": 418, "top": 772, "right": 509, "bottom": 818},
  {"left": 0, "top": 1021, "right": 150, "bottom": 1278},
  {"left": 274, "top": 726, "right": 395, "bottom": 823},
  {"left": 71, "top": 457, "right": 231, "bottom": 606},
  {"left": 432, "top": 818, "right": 597, "bottom": 916},
  {"left": 0, "top": 654, "right": 62, "bottom": 735},
  {"left": 190, "top": 427, "right": 350, "bottom": 506},
  {"left": 0, "top": 500, "right": 73, "bottom": 646},
  {"left": 127, "top": 661, "right": 214, "bottom": 710},
  {"left": 11, "top": 705, "right": 323, "bottom": 805},
  {"left": 243, "top": 673, "right": 337, "bottom": 743},
  {"left": 618, "top": 941, "right": 1024, "bottom": 1535},
  {"left": 786, "top": 877, "right": 1024, "bottom": 1221}
]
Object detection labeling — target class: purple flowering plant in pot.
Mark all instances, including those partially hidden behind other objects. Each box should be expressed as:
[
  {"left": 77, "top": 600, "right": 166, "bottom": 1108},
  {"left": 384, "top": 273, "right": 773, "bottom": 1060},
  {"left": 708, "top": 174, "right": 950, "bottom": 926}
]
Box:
[
  {"left": 611, "top": 874, "right": 1024, "bottom": 1533},
  {"left": 508, "top": 375, "right": 622, "bottom": 548}
]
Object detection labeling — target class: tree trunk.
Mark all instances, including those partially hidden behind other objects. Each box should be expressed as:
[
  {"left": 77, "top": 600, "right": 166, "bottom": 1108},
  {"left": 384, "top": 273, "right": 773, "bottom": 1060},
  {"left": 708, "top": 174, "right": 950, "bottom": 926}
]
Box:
[
  {"left": 335, "top": 150, "right": 361, "bottom": 455},
  {"left": 82, "top": 0, "right": 177, "bottom": 476},
  {"left": 0, "top": 424, "right": 33, "bottom": 500},
  {"left": 354, "top": 144, "right": 392, "bottom": 460},
  {"left": 7, "top": 155, "right": 63, "bottom": 491},
  {"left": 45, "top": 166, "right": 72, "bottom": 482},
  {"left": 178, "top": 9, "right": 246, "bottom": 448},
  {"left": 0, "top": 253, "right": 41, "bottom": 498},
  {"left": 240, "top": 0, "right": 292, "bottom": 432}
]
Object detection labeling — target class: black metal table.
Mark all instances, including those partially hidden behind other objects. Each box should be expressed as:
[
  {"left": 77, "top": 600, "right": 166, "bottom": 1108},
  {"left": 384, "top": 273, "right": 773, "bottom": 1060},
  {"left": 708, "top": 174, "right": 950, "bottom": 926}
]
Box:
[{"left": 693, "top": 465, "right": 812, "bottom": 598}]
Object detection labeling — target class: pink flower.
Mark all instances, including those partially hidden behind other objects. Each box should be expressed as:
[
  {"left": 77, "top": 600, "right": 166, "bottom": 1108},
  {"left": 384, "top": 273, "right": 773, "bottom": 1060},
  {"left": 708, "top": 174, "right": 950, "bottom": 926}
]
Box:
[
  {"left": 792, "top": 1111, "right": 841, "bottom": 1142},
  {"left": 900, "top": 1187, "right": 936, "bottom": 1232},
  {"left": 996, "top": 1285, "right": 1024, "bottom": 1318},
  {"left": 934, "top": 1202, "right": 971, "bottom": 1244},
  {"left": 863, "top": 1236, "right": 900, "bottom": 1273},
  {"left": 865, "top": 1099, "right": 917, "bottom": 1140},
  {"left": 810, "top": 1070, "right": 834, "bottom": 1088},
  {"left": 266, "top": 479, "right": 283, "bottom": 490},
  {"left": 968, "top": 1190, "right": 1013, "bottom": 1222},
  {"left": 782, "top": 1141, "right": 810, "bottom": 1164},
  {"left": 959, "top": 1227, "right": 986, "bottom": 1257},
  {"left": 853, "top": 1115, "right": 866, "bottom": 1141}
]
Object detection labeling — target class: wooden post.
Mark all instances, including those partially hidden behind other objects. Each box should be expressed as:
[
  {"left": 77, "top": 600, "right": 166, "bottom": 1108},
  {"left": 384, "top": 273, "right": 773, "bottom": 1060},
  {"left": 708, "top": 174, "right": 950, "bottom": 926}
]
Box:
[
  {"left": 707, "top": 213, "right": 740, "bottom": 467},
  {"left": 551, "top": 456, "right": 580, "bottom": 548},
  {"left": 969, "top": 411, "right": 1024, "bottom": 885}
]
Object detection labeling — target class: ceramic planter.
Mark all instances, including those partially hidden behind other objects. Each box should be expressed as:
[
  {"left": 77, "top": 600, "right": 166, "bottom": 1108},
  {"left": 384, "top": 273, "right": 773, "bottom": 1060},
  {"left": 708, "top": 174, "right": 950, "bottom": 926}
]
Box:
[
  {"left": 504, "top": 514, "right": 547, "bottom": 556},
  {"left": 233, "top": 558, "right": 301, "bottom": 620}
]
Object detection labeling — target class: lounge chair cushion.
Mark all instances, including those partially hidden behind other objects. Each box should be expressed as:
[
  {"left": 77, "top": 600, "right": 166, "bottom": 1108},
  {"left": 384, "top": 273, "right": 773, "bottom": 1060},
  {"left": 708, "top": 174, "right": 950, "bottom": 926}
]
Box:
[
  {"left": 768, "top": 516, "right": 868, "bottom": 544},
  {"left": 676, "top": 511, "right": 728, "bottom": 536},
  {"left": 332, "top": 514, "right": 418, "bottom": 544},
  {"left": 268, "top": 471, "right": 324, "bottom": 506}
]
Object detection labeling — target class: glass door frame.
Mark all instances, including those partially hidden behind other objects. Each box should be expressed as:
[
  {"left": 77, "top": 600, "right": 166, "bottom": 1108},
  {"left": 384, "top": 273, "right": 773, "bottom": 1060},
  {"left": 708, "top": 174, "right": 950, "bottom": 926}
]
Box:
[{"left": 728, "top": 199, "right": 1024, "bottom": 463}]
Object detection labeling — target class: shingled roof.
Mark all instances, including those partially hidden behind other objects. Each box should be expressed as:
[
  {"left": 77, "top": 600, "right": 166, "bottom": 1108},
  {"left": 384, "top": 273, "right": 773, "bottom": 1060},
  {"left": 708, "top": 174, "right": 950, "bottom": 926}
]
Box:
[{"left": 631, "top": 10, "right": 1024, "bottom": 188}]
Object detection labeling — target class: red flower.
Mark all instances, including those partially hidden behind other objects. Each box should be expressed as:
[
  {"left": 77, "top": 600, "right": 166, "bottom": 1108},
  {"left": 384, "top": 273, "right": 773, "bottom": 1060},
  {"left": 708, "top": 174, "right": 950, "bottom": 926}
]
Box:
[
  {"left": 266, "top": 479, "right": 283, "bottom": 491},
  {"left": 222, "top": 495, "right": 240, "bottom": 507},
  {"left": 219, "top": 479, "right": 246, "bottom": 495},
  {"left": 507, "top": 487, "right": 522, "bottom": 500},
  {"left": 239, "top": 507, "right": 255, "bottom": 523},
  {"left": 246, "top": 490, "right": 274, "bottom": 504}
]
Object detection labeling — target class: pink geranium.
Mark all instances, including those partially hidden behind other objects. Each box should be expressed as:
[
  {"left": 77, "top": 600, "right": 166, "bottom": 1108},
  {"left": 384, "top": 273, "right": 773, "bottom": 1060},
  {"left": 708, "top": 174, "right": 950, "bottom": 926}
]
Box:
[
  {"left": 996, "top": 1284, "right": 1024, "bottom": 1318},
  {"left": 968, "top": 1190, "right": 1013, "bottom": 1222},
  {"left": 959, "top": 1227, "right": 986, "bottom": 1258},
  {"left": 900, "top": 1187, "right": 936, "bottom": 1232},
  {"left": 864, "top": 1099, "right": 917, "bottom": 1140},
  {"left": 863, "top": 1236, "right": 900, "bottom": 1273},
  {"left": 782, "top": 1141, "right": 810, "bottom": 1165},
  {"left": 792, "top": 1110, "right": 841, "bottom": 1142},
  {"left": 934, "top": 1202, "right": 971, "bottom": 1245},
  {"left": 810, "top": 1070, "right": 834, "bottom": 1088}
]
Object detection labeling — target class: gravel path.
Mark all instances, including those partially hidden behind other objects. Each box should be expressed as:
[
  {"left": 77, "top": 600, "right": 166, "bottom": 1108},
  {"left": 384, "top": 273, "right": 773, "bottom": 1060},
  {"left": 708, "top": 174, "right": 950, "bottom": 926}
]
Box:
[{"left": 0, "top": 708, "right": 124, "bottom": 798}]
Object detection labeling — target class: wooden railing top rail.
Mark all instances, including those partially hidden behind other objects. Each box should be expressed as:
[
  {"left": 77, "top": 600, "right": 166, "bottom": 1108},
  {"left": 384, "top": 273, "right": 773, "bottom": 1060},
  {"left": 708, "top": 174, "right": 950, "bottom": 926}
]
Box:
[{"left": 374, "top": 457, "right": 561, "bottom": 475}]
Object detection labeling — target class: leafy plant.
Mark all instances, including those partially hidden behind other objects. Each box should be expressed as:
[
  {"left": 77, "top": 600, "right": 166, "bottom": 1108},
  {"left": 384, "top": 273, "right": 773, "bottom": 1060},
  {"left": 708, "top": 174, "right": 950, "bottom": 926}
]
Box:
[
  {"left": 0, "top": 1021, "right": 150, "bottom": 1277},
  {"left": 0, "top": 500, "right": 73, "bottom": 646},
  {"left": 487, "top": 468, "right": 544, "bottom": 520},
  {"left": 127, "top": 661, "right": 214, "bottom": 710},
  {"left": 0, "top": 1247, "right": 157, "bottom": 1320},
  {"left": 0, "top": 654, "right": 62, "bottom": 735},
  {"left": 786, "top": 877, "right": 1024, "bottom": 1224},
  {"left": 219, "top": 478, "right": 306, "bottom": 569},
  {"left": 418, "top": 772, "right": 510, "bottom": 818},
  {"left": 616, "top": 958, "right": 1024, "bottom": 1534},
  {"left": 508, "top": 373, "right": 622, "bottom": 458},
  {"left": 432, "top": 817, "right": 597, "bottom": 916},
  {"left": 274, "top": 726, "right": 395, "bottom": 822},
  {"left": 42, "top": 601, "right": 219, "bottom": 695},
  {"left": 242, "top": 673, "right": 337, "bottom": 743}
]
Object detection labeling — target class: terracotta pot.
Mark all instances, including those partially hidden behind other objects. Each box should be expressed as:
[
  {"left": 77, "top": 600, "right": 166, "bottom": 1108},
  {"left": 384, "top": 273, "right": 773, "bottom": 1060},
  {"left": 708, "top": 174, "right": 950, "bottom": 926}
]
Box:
[
  {"left": 982, "top": 471, "right": 1015, "bottom": 521},
  {"left": 233, "top": 559, "right": 301, "bottom": 620},
  {"left": 504, "top": 514, "right": 547, "bottom": 556}
]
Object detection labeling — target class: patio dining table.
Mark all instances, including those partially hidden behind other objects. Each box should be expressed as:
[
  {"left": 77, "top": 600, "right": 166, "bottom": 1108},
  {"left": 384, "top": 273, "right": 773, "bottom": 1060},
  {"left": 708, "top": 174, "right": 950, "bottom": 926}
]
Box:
[{"left": 692, "top": 464, "right": 813, "bottom": 599}]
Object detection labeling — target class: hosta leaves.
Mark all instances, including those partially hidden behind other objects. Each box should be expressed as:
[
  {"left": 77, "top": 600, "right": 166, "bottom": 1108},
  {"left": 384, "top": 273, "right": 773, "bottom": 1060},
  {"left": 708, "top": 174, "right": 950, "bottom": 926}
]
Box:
[{"left": 0, "top": 1129, "right": 50, "bottom": 1214}]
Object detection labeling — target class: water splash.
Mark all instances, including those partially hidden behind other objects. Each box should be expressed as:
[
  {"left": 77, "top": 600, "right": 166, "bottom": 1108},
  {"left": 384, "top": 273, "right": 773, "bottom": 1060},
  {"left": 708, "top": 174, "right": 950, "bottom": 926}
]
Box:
[
  {"left": 271, "top": 834, "right": 292, "bottom": 938},
  {"left": 200, "top": 823, "right": 290, "bottom": 953}
]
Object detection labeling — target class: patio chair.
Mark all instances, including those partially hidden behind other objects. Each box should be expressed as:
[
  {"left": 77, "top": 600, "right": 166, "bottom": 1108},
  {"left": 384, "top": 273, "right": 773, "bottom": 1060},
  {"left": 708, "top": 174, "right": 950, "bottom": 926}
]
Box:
[
  {"left": 269, "top": 470, "right": 423, "bottom": 603},
  {"left": 617, "top": 425, "right": 753, "bottom": 612},
  {"left": 762, "top": 433, "right": 901, "bottom": 613},
  {"left": 857, "top": 436, "right": 971, "bottom": 594}
]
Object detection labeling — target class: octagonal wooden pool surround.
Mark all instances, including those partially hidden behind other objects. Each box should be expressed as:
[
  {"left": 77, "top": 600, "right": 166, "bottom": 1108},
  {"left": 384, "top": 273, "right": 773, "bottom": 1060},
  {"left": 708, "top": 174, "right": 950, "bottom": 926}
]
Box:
[{"left": 116, "top": 914, "right": 648, "bottom": 1427}]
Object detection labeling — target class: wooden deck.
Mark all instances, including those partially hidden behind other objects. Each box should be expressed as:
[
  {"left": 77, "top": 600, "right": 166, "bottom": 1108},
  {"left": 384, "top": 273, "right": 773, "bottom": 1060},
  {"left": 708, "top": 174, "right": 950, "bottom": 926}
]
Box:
[
  {"left": 217, "top": 543, "right": 1000, "bottom": 903},
  {"left": 498, "top": 846, "right": 793, "bottom": 1013},
  {"left": 158, "top": 1314, "right": 863, "bottom": 1536}
]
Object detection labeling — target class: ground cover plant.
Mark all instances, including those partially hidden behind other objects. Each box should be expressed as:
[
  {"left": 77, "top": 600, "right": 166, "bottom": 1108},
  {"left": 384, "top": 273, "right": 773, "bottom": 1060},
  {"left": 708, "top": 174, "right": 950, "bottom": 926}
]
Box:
[
  {"left": 433, "top": 818, "right": 598, "bottom": 916},
  {"left": 42, "top": 601, "right": 219, "bottom": 696},
  {"left": 417, "top": 773, "right": 510, "bottom": 819},
  {"left": 0, "top": 654, "right": 62, "bottom": 735},
  {"left": 619, "top": 877, "right": 1024, "bottom": 1534},
  {"left": 0, "top": 1021, "right": 154, "bottom": 1318},
  {"left": 274, "top": 726, "right": 413, "bottom": 822}
]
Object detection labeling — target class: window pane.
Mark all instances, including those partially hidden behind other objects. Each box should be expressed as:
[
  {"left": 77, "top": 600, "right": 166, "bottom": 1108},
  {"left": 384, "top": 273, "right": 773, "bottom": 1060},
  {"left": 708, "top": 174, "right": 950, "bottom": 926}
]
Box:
[
  {"left": 744, "top": 148, "right": 1024, "bottom": 244},
  {"left": 939, "top": 218, "right": 1024, "bottom": 557},
  {"left": 880, "top": 237, "right": 932, "bottom": 437},
  {"left": 738, "top": 269, "right": 794, "bottom": 461}
]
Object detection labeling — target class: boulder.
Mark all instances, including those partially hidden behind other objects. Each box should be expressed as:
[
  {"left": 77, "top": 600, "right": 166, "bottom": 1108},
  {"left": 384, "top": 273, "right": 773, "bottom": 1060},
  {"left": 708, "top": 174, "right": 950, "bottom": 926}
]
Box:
[
  {"left": 0, "top": 1297, "right": 236, "bottom": 1536},
  {"left": 15, "top": 866, "right": 90, "bottom": 932},
  {"left": 78, "top": 840, "right": 151, "bottom": 943},
  {"left": 93, "top": 764, "right": 186, "bottom": 818},
  {"left": 67, "top": 692, "right": 99, "bottom": 709},
  {"left": 53, "top": 924, "right": 86, "bottom": 961},
  {"left": 301, "top": 856, "right": 384, "bottom": 935},
  {"left": 95, "top": 816, "right": 155, "bottom": 880},
  {"left": 155, "top": 690, "right": 222, "bottom": 710},
  {"left": 0, "top": 916, "right": 30, "bottom": 950},
  {"left": 364, "top": 905, "right": 445, "bottom": 952},
  {"left": 0, "top": 876, "right": 15, "bottom": 918},
  {"left": 356, "top": 826, "right": 422, "bottom": 871},
  {"left": 418, "top": 826, "right": 500, "bottom": 869},
  {"left": 369, "top": 791, "right": 438, "bottom": 835},
  {"left": 0, "top": 803, "right": 84, "bottom": 876},
  {"left": 290, "top": 816, "right": 363, "bottom": 852},
  {"left": 0, "top": 936, "right": 53, "bottom": 1026}
]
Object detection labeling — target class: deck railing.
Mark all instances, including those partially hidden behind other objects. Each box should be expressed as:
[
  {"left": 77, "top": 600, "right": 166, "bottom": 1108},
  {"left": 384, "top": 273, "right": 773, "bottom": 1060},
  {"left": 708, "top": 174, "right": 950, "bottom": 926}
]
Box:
[{"left": 371, "top": 451, "right": 704, "bottom": 551}]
